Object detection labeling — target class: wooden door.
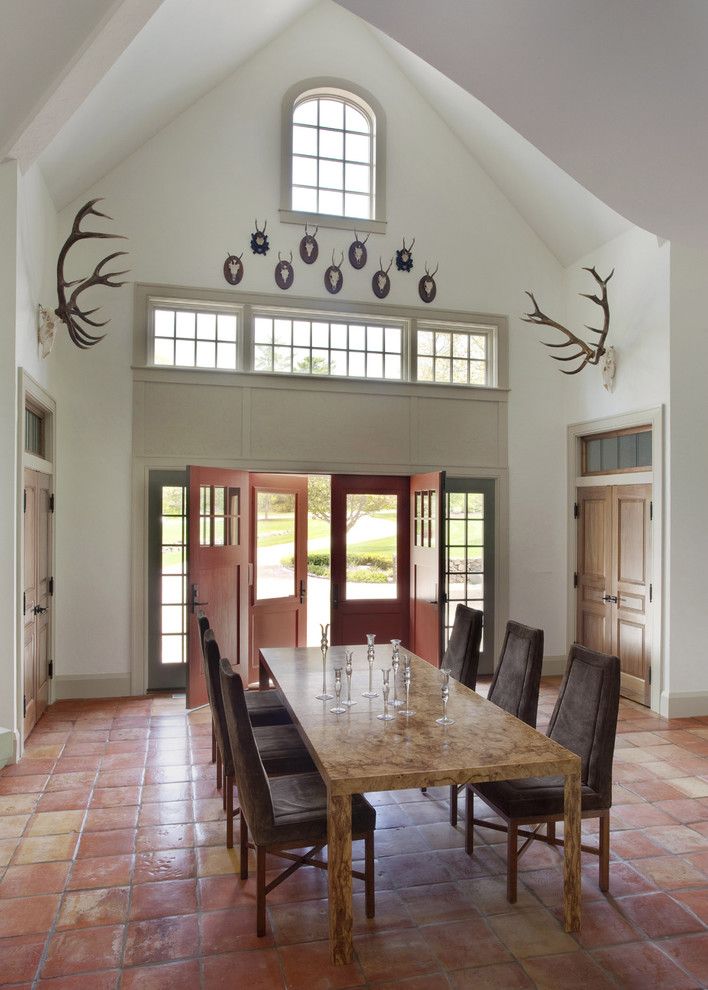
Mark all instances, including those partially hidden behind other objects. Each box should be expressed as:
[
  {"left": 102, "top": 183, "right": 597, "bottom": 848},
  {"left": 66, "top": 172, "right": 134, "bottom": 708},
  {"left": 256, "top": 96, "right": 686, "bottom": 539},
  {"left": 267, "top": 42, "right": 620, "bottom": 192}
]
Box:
[
  {"left": 330, "top": 475, "right": 410, "bottom": 647},
  {"left": 249, "top": 474, "right": 308, "bottom": 684},
  {"left": 23, "top": 469, "right": 52, "bottom": 738},
  {"left": 611, "top": 485, "right": 652, "bottom": 705},
  {"left": 576, "top": 484, "right": 652, "bottom": 705},
  {"left": 187, "top": 467, "right": 249, "bottom": 709},
  {"left": 410, "top": 471, "right": 444, "bottom": 666},
  {"left": 576, "top": 487, "right": 612, "bottom": 654}
]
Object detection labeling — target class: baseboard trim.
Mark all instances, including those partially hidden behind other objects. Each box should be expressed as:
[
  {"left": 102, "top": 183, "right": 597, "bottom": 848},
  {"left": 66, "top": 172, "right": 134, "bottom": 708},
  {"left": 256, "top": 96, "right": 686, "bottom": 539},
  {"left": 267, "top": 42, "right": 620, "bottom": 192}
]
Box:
[
  {"left": 0, "top": 727, "right": 16, "bottom": 768},
  {"left": 541, "top": 656, "right": 566, "bottom": 677},
  {"left": 660, "top": 690, "right": 708, "bottom": 718},
  {"left": 52, "top": 673, "right": 133, "bottom": 701}
]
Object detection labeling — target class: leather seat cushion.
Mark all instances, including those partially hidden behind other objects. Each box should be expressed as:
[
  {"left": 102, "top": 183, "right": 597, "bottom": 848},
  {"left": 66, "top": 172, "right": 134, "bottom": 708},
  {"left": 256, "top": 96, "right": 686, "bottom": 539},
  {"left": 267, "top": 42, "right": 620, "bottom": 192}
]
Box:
[
  {"left": 474, "top": 776, "right": 607, "bottom": 819},
  {"left": 254, "top": 724, "right": 316, "bottom": 775},
  {"left": 264, "top": 772, "right": 376, "bottom": 845},
  {"left": 246, "top": 689, "right": 292, "bottom": 726}
]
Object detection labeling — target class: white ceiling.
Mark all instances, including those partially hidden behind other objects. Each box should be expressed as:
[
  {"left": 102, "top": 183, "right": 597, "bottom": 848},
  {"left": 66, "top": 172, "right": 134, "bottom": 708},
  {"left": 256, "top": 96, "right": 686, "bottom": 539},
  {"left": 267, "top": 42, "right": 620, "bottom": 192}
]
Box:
[{"left": 336, "top": 0, "right": 708, "bottom": 250}]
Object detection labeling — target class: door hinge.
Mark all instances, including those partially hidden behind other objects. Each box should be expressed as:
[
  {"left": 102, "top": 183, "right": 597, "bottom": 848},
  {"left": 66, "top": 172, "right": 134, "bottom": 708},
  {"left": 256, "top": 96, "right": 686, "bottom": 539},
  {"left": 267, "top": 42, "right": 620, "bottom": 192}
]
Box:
[
  {"left": 573, "top": 572, "right": 578, "bottom": 588},
  {"left": 23, "top": 695, "right": 27, "bottom": 718},
  {"left": 573, "top": 502, "right": 579, "bottom": 519},
  {"left": 23, "top": 489, "right": 27, "bottom": 513},
  {"left": 49, "top": 577, "right": 54, "bottom": 596},
  {"left": 23, "top": 591, "right": 26, "bottom": 616},
  {"left": 648, "top": 665, "right": 652, "bottom": 685},
  {"left": 650, "top": 500, "right": 653, "bottom": 521},
  {"left": 49, "top": 493, "right": 55, "bottom": 513},
  {"left": 48, "top": 660, "right": 53, "bottom": 679},
  {"left": 649, "top": 582, "right": 653, "bottom": 603}
]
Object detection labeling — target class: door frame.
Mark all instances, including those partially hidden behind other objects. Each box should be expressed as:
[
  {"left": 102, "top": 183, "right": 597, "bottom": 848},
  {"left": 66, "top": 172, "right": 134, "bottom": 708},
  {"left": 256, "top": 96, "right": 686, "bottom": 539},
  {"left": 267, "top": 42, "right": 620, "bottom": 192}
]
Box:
[
  {"left": 567, "top": 406, "right": 664, "bottom": 714},
  {"left": 16, "top": 371, "right": 56, "bottom": 758}
]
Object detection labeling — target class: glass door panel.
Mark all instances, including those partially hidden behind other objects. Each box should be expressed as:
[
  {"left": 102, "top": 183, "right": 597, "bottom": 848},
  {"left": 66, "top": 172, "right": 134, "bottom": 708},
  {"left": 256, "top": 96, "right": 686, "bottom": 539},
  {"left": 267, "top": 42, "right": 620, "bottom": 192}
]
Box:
[
  {"left": 255, "top": 491, "right": 296, "bottom": 600},
  {"left": 148, "top": 471, "right": 188, "bottom": 691},
  {"left": 345, "top": 492, "right": 398, "bottom": 600}
]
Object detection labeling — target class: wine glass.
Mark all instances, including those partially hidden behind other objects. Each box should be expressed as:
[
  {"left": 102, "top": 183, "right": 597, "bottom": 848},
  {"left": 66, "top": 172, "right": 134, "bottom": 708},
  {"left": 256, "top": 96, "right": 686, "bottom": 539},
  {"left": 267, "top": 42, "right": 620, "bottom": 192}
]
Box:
[
  {"left": 436, "top": 667, "right": 454, "bottom": 725},
  {"left": 399, "top": 655, "right": 416, "bottom": 717},
  {"left": 377, "top": 669, "right": 395, "bottom": 721},
  {"left": 362, "top": 633, "right": 378, "bottom": 698},
  {"left": 390, "top": 641, "right": 403, "bottom": 707},
  {"left": 343, "top": 650, "right": 357, "bottom": 707},
  {"left": 330, "top": 667, "right": 346, "bottom": 714}
]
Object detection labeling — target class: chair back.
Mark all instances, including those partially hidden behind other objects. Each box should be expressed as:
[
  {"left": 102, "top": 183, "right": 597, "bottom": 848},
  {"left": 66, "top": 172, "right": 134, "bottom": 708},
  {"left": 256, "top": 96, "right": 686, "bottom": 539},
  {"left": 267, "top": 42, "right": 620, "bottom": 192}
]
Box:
[
  {"left": 548, "top": 644, "right": 620, "bottom": 806},
  {"left": 488, "top": 621, "right": 544, "bottom": 727},
  {"left": 197, "top": 610, "right": 210, "bottom": 656},
  {"left": 443, "top": 604, "right": 483, "bottom": 689},
  {"left": 202, "top": 630, "right": 233, "bottom": 775},
  {"left": 219, "top": 658, "right": 275, "bottom": 840}
]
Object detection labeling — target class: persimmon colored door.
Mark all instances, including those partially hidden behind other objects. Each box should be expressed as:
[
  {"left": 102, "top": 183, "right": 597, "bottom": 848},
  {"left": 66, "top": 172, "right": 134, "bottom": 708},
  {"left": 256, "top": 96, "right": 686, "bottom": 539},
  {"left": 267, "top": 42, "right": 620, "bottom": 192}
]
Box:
[
  {"left": 410, "top": 471, "right": 445, "bottom": 666},
  {"left": 187, "top": 467, "right": 249, "bottom": 709},
  {"left": 249, "top": 475, "right": 308, "bottom": 683},
  {"left": 330, "top": 475, "right": 410, "bottom": 648}
]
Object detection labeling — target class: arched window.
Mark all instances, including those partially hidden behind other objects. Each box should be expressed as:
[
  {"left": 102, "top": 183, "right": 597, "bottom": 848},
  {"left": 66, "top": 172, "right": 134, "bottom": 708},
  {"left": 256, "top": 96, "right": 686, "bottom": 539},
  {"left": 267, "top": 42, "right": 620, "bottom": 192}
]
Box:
[{"left": 282, "top": 81, "right": 386, "bottom": 230}]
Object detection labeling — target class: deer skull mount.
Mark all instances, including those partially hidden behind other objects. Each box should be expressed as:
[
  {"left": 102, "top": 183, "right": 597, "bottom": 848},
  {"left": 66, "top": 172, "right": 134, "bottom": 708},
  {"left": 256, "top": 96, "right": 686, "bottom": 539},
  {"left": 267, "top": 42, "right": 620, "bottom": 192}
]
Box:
[
  {"left": 324, "top": 251, "right": 344, "bottom": 295},
  {"left": 395, "top": 236, "right": 415, "bottom": 273},
  {"left": 250, "top": 219, "right": 269, "bottom": 255},
  {"left": 372, "top": 257, "right": 393, "bottom": 299},
  {"left": 299, "top": 224, "right": 319, "bottom": 264},
  {"left": 275, "top": 251, "right": 294, "bottom": 291},
  {"left": 55, "top": 198, "right": 129, "bottom": 350},
  {"left": 418, "top": 262, "right": 438, "bottom": 304},
  {"left": 223, "top": 252, "right": 244, "bottom": 286},
  {"left": 522, "top": 266, "right": 615, "bottom": 375},
  {"left": 348, "top": 231, "right": 370, "bottom": 270}
]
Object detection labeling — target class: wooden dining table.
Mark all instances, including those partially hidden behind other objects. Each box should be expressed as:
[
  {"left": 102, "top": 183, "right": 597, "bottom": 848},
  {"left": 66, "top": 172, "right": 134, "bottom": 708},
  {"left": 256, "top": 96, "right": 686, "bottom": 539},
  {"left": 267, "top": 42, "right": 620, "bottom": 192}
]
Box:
[{"left": 259, "top": 645, "right": 582, "bottom": 966}]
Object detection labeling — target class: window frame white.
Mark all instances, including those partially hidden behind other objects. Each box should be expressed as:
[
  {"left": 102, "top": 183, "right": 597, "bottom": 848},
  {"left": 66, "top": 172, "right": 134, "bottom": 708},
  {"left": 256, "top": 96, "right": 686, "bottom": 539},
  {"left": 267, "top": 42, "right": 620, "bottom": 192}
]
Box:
[
  {"left": 414, "top": 320, "right": 498, "bottom": 388},
  {"left": 147, "top": 297, "right": 244, "bottom": 372},
  {"left": 280, "top": 78, "right": 387, "bottom": 234}
]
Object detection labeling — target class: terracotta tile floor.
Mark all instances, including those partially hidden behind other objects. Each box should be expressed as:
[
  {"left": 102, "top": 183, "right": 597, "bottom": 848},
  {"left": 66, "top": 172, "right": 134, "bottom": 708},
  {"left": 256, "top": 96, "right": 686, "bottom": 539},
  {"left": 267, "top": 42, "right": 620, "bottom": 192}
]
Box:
[{"left": 1, "top": 679, "right": 707, "bottom": 989}]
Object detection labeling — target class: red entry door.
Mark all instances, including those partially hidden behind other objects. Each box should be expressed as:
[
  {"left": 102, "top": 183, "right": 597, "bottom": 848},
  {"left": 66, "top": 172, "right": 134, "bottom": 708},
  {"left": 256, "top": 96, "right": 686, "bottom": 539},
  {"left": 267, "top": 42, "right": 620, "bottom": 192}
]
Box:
[
  {"left": 410, "top": 471, "right": 445, "bottom": 666},
  {"left": 186, "top": 467, "right": 249, "bottom": 708},
  {"left": 249, "top": 474, "right": 308, "bottom": 683},
  {"left": 330, "top": 475, "right": 410, "bottom": 647}
]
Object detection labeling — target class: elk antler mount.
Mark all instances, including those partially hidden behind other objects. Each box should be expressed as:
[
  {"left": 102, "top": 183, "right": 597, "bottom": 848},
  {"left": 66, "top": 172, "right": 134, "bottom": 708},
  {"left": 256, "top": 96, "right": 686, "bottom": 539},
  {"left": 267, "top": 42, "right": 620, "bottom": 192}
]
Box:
[
  {"left": 55, "top": 198, "right": 129, "bottom": 349},
  {"left": 522, "top": 266, "right": 614, "bottom": 375}
]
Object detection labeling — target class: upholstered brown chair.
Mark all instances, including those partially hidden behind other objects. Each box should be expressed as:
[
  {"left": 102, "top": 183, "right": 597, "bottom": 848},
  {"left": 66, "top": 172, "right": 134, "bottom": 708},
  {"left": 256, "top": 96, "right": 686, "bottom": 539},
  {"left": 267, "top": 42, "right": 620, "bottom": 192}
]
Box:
[
  {"left": 219, "top": 658, "right": 376, "bottom": 936},
  {"left": 465, "top": 645, "right": 620, "bottom": 903},
  {"left": 202, "top": 630, "right": 315, "bottom": 847},
  {"left": 487, "top": 620, "right": 544, "bottom": 728}
]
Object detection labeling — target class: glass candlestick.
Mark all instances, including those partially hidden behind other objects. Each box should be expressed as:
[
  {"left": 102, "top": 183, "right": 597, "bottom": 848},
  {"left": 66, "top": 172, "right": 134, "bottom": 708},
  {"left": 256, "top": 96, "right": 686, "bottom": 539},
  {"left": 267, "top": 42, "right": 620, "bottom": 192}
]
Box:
[
  {"left": 362, "top": 633, "right": 378, "bottom": 698},
  {"left": 330, "top": 667, "right": 346, "bottom": 714},
  {"left": 436, "top": 667, "right": 454, "bottom": 725},
  {"left": 344, "top": 650, "right": 357, "bottom": 707},
  {"left": 399, "top": 655, "right": 415, "bottom": 717},
  {"left": 390, "top": 643, "right": 403, "bottom": 707},
  {"left": 316, "top": 648, "right": 334, "bottom": 701},
  {"left": 377, "top": 668, "right": 395, "bottom": 721},
  {"left": 320, "top": 622, "right": 330, "bottom": 653}
]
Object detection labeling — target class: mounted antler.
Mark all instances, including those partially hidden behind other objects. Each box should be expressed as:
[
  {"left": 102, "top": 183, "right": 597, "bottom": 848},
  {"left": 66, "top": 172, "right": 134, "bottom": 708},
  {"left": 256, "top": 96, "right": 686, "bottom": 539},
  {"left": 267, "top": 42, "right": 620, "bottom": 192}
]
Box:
[
  {"left": 522, "top": 266, "right": 614, "bottom": 375},
  {"left": 55, "top": 198, "right": 129, "bottom": 349}
]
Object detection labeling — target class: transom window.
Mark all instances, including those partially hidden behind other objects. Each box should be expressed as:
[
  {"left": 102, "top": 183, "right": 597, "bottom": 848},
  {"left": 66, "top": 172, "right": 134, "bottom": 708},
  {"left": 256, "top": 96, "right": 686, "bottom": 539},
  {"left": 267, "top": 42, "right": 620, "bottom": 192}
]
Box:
[
  {"left": 253, "top": 314, "right": 402, "bottom": 380},
  {"left": 152, "top": 305, "right": 238, "bottom": 369},
  {"left": 291, "top": 90, "right": 374, "bottom": 220},
  {"left": 417, "top": 323, "right": 492, "bottom": 386}
]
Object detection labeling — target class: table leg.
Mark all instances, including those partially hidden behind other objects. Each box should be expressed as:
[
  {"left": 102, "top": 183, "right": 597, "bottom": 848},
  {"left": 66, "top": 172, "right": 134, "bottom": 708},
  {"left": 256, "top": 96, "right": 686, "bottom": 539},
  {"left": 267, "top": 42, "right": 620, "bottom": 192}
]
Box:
[
  {"left": 259, "top": 654, "right": 268, "bottom": 690},
  {"left": 563, "top": 766, "right": 581, "bottom": 933},
  {"left": 327, "top": 791, "right": 353, "bottom": 965}
]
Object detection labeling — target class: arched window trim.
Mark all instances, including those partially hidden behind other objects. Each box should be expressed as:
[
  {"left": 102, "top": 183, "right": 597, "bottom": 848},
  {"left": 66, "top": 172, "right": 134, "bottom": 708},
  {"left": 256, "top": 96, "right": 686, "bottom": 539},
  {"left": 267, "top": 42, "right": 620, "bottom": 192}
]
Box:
[{"left": 280, "top": 77, "right": 387, "bottom": 234}]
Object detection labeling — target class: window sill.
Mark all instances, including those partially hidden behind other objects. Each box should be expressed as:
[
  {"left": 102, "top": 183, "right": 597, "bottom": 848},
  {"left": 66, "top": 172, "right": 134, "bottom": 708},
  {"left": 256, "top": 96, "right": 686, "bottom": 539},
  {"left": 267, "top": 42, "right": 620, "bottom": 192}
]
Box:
[{"left": 279, "top": 209, "right": 386, "bottom": 235}]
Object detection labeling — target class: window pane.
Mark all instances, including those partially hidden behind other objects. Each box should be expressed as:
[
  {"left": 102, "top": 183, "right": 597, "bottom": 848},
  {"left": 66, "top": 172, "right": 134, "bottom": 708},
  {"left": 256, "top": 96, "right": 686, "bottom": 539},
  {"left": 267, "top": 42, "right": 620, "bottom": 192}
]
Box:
[
  {"left": 254, "top": 317, "right": 273, "bottom": 344},
  {"left": 319, "top": 159, "right": 343, "bottom": 190},
  {"left": 293, "top": 124, "right": 317, "bottom": 155},
  {"left": 293, "top": 155, "right": 317, "bottom": 186},
  {"left": 418, "top": 331, "right": 433, "bottom": 355},
  {"left": 330, "top": 350, "right": 347, "bottom": 376},
  {"left": 637, "top": 431, "right": 652, "bottom": 466},
  {"left": 254, "top": 345, "right": 273, "bottom": 371},
  {"left": 601, "top": 437, "right": 618, "bottom": 471},
  {"left": 154, "top": 309, "right": 175, "bottom": 337},
  {"left": 470, "top": 335, "right": 486, "bottom": 360},
  {"left": 618, "top": 433, "right": 637, "bottom": 469},
  {"left": 292, "top": 186, "right": 318, "bottom": 211},
  {"left": 435, "top": 358, "right": 452, "bottom": 382},
  {"left": 385, "top": 326, "right": 401, "bottom": 352},
  {"left": 349, "top": 351, "right": 365, "bottom": 377},
  {"left": 197, "top": 312, "right": 216, "bottom": 339},
  {"left": 452, "top": 334, "right": 468, "bottom": 358},
  {"left": 344, "top": 192, "right": 369, "bottom": 218},
  {"left": 312, "top": 350, "right": 329, "bottom": 374},
  {"left": 435, "top": 332, "right": 451, "bottom": 357},
  {"left": 256, "top": 492, "right": 296, "bottom": 600},
  {"left": 319, "top": 189, "right": 343, "bottom": 214},
  {"left": 469, "top": 362, "right": 487, "bottom": 385},
  {"left": 330, "top": 323, "right": 347, "bottom": 347},
  {"left": 216, "top": 342, "right": 236, "bottom": 369},
  {"left": 367, "top": 352, "right": 383, "bottom": 378},
  {"left": 154, "top": 338, "right": 174, "bottom": 365},
  {"left": 319, "top": 129, "right": 343, "bottom": 160},
  {"left": 293, "top": 320, "right": 310, "bottom": 347},
  {"left": 312, "top": 322, "right": 329, "bottom": 347},
  {"left": 196, "top": 341, "right": 215, "bottom": 367},
  {"left": 293, "top": 99, "right": 317, "bottom": 125},
  {"left": 385, "top": 354, "right": 401, "bottom": 379},
  {"left": 274, "top": 347, "right": 291, "bottom": 372},
  {"left": 345, "top": 132, "right": 370, "bottom": 163},
  {"left": 293, "top": 348, "right": 310, "bottom": 373},
  {"left": 453, "top": 359, "right": 468, "bottom": 384},
  {"left": 418, "top": 356, "right": 433, "bottom": 381},
  {"left": 345, "top": 493, "right": 397, "bottom": 600},
  {"left": 348, "top": 324, "right": 365, "bottom": 351},
  {"left": 175, "top": 311, "right": 195, "bottom": 338},
  {"left": 274, "top": 319, "right": 292, "bottom": 345},
  {"left": 367, "top": 325, "right": 383, "bottom": 351},
  {"left": 345, "top": 104, "right": 369, "bottom": 133},
  {"left": 345, "top": 162, "right": 370, "bottom": 193},
  {"left": 586, "top": 439, "right": 602, "bottom": 473},
  {"left": 175, "top": 339, "right": 194, "bottom": 366},
  {"left": 319, "top": 99, "right": 344, "bottom": 129}
]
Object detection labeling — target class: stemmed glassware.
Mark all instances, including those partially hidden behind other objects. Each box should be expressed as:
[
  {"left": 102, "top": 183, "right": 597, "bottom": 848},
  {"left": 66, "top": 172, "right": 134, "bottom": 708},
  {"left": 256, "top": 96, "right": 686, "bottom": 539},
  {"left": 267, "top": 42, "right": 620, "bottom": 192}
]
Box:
[
  {"left": 316, "top": 622, "right": 334, "bottom": 701},
  {"left": 362, "top": 633, "right": 378, "bottom": 699},
  {"left": 377, "top": 669, "right": 396, "bottom": 721},
  {"left": 343, "top": 650, "right": 357, "bottom": 707},
  {"left": 330, "top": 667, "right": 347, "bottom": 714},
  {"left": 390, "top": 640, "right": 403, "bottom": 707},
  {"left": 436, "top": 667, "right": 455, "bottom": 725},
  {"left": 399, "top": 654, "right": 415, "bottom": 717}
]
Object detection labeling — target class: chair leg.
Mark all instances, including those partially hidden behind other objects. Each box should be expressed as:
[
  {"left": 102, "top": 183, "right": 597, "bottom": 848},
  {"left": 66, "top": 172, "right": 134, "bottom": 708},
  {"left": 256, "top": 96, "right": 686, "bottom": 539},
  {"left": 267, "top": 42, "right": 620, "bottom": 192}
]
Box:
[
  {"left": 216, "top": 746, "right": 222, "bottom": 791},
  {"left": 599, "top": 811, "right": 610, "bottom": 892},
  {"left": 364, "top": 830, "right": 375, "bottom": 919},
  {"left": 226, "top": 774, "right": 234, "bottom": 849},
  {"left": 507, "top": 824, "right": 518, "bottom": 903},
  {"left": 449, "top": 784, "right": 458, "bottom": 827},
  {"left": 240, "top": 816, "right": 249, "bottom": 880},
  {"left": 256, "top": 846, "right": 267, "bottom": 937},
  {"left": 547, "top": 821, "right": 556, "bottom": 844},
  {"left": 465, "top": 788, "right": 474, "bottom": 856},
  {"left": 211, "top": 722, "right": 216, "bottom": 764}
]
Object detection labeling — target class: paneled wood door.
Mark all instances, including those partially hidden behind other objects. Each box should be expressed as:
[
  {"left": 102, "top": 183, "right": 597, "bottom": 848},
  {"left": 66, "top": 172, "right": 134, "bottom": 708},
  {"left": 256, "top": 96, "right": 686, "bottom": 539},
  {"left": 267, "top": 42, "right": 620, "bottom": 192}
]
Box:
[
  {"left": 186, "top": 467, "right": 249, "bottom": 709},
  {"left": 249, "top": 474, "right": 308, "bottom": 684},
  {"left": 330, "top": 475, "right": 410, "bottom": 648},
  {"left": 410, "top": 471, "right": 444, "bottom": 666},
  {"left": 576, "top": 484, "right": 652, "bottom": 705},
  {"left": 23, "top": 469, "right": 52, "bottom": 738}
]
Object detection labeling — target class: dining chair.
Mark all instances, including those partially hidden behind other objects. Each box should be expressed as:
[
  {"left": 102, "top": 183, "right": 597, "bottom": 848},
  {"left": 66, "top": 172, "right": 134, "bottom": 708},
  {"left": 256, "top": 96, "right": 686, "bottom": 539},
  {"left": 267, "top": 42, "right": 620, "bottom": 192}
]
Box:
[
  {"left": 220, "top": 657, "right": 376, "bottom": 936},
  {"left": 448, "top": 614, "right": 542, "bottom": 827},
  {"left": 465, "top": 644, "right": 620, "bottom": 903},
  {"left": 202, "top": 630, "right": 315, "bottom": 847},
  {"left": 445, "top": 604, "right": 484, "bottom": 688}
]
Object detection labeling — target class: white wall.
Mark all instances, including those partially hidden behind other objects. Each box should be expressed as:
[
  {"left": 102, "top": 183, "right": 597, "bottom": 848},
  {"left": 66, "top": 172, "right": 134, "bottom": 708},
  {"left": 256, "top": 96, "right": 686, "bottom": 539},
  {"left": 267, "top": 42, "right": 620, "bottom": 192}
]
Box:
[{"left": 48, "top": 1, "right": 567, "bottom": 686}]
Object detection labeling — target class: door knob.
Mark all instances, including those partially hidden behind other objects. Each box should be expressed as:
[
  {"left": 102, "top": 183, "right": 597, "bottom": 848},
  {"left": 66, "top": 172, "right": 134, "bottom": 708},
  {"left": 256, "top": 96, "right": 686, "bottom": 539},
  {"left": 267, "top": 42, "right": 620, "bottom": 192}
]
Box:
[
  {"left": 33, "top": 605, "right": 47, "bottom": 615},
  {"left": 190, "top": 584, "right": 209, "bottom": 613},
  {"left": 602, "top": 594, "right": 618, "bottom": 604}
]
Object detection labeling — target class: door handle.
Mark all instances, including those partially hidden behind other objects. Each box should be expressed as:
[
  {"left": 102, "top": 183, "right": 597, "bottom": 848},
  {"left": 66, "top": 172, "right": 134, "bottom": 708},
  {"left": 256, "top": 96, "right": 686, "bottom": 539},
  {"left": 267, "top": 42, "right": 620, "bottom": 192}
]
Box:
[
  {"left": 190, "top": 584, "right": 209, "bottom": 614},
  {"left": 33, "top": 605, "right": 47, "bottom": 615},
  {"left": 332, "top": 584, "right": 339, "bottom": 608},
  {"left": 602, "top": 594, "right": 618, "bottom": 604},
  {"left": 299, "top": 579, "right": 306, "bottom": 604}
]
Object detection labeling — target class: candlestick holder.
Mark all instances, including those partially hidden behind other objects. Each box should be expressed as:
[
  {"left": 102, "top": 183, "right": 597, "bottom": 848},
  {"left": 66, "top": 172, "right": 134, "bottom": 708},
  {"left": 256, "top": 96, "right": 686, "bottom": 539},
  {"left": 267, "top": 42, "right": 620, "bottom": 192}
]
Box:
[
  {"left": 343, "top": 650, "right": 357, "bottom": 707},
  {"left": 362, "top": 633, "right": 378, "bottom": 698}
]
